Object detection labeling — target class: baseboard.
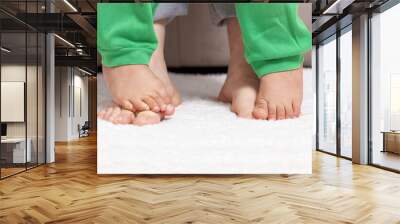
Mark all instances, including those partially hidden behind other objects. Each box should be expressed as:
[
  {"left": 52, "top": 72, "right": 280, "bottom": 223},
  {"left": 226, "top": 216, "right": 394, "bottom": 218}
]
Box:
[
  {"left": 98, "top": 66, "right": 311, "bottom": 75},
  {"left": 167, "top": 66, "right": 228, "bottom": 74}
]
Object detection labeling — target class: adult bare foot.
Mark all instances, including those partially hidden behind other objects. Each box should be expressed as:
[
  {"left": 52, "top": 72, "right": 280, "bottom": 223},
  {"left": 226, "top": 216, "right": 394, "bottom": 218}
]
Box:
[
  {"left": 100, "top": 24, "right": 177, "bottom": 127},
  {"left": 132, "top": 19, "right": 181, "bottom": 126},
  {"left": 103, "top": 64, "right": 171, "bottom": 113},
  {"left": 253, "top": 67, "right": 303, "bottom": 120},
  {"left": 98, "top": 105, "right": 135, "bottom": 125},
  {"left": 218, "top": 18, "right": 259, "bottom": 119},
  {"left": 149, "top": 19, "right": 181, "bottom": 107}
]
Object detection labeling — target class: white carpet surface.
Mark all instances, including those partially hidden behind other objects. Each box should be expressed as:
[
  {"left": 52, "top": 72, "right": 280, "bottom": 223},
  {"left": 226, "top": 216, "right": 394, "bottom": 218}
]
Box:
[{"left": 97, "top": 70, "right": 313, "bottom": 174}]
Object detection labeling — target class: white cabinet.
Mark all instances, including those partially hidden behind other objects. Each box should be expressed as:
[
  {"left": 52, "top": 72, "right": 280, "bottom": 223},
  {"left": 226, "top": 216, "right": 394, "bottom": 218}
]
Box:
[{"left": 1, "top": 138, "right": 32, "bottom": 163}]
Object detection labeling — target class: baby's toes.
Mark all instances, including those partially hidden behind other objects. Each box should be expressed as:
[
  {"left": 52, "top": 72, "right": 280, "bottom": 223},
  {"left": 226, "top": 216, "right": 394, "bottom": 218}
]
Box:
[
  {"left": 97, "top": 110, "right": 106, "bottom": 119},
  {"left": 109, "top": 107, "right": 122, "bottom": 124},
  {"left": 103, "top": 107, "right": 115, "bottom": 120},
  {"left": 117, "top": 110, "right": 135, "bottom": 124},
  {"left": 133, "top": 111, "right": 162, "bottom": 126}
]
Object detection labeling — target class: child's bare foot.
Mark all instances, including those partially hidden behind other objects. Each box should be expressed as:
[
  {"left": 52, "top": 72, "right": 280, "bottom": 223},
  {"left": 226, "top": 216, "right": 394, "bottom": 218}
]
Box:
[
  {"left": 218, "top": 18, "right": 259, "bottom": 119},
  {"left": 253, "top": 67, "right": 303, "bottom": 120},
  {"left": 133, "top": 111, "right": 163, "bottom": 126},
  {"left": 98, "top": 103, "right": 174, "bottom": 125},
  {"left": 98, "top": 105, "right": 135, "bottom": 125},
  {"left": 103, "top": 64, "right": 172, "bottom": 114}
]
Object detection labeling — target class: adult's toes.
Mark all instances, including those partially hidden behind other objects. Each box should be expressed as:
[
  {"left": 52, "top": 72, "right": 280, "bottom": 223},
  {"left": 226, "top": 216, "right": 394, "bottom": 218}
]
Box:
[
  {"left": 293, "top": 100, "right": 301, "bottom": 117},
  {"left": 133, "top": 111, "right": 162, "bottom": 126},
  {"left": 164, "top": 104, "right": 175, "bottom": 116},
  {"left": 171, "top": 92, "right": 182, "bottom": 106},
  {"left": 143, "top": 96, "right": 160, "bottom": 112},
  {"left": 253, "top": 108, "right": 266, "bottom": 120},
  {"left": 267, "top": 103, "right": 277, "bottom": 121},
  {"left": 132, "top": 100, "right": 150, "bottom": 112},
  {"left": 285, "top": 103, "right": 294, "bottom": 119},
  {"left": 158, "top": 89, "right": 171, "bottom": 105},
  {"left": 121, "top": 100, "right": 134, "bottom": 111},
  {"left": 153, "top": 94, "right": 167, "bottom": 112},
  {"left": 276, "top": 105, "right": 286, "bottom": 120},
  {"left": 253, "top": 98, "right": 268, "bottom": 120}
]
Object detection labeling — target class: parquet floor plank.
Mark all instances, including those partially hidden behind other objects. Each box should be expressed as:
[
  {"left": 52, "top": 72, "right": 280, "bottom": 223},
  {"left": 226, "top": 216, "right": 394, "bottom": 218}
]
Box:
[{"left": 1, "top": 135, "right": 400, "bottom": 223}]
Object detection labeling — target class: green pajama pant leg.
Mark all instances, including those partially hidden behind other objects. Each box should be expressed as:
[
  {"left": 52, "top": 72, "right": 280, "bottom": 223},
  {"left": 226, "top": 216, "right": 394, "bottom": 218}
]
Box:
[
  {"left": 97, "top": 3, "right": 159, "bottom": 67},
  {"left": 235, "top": 3, "right": 311, "bottom": 78}
]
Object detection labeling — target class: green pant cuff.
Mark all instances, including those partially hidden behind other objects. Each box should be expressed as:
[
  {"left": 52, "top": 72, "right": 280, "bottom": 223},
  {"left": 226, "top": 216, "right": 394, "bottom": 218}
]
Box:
[
  {"left": 252, "top": 55, "right": 304, "bottom": 78},
  {"left": 100, "top": 48, "right": 154, "bottom": 67}
]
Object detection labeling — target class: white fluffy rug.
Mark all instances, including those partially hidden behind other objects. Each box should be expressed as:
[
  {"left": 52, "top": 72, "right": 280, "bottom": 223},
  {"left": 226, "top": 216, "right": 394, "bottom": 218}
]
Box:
[{"left": 97, "top": 70, "right": 313, "bottom": 174}]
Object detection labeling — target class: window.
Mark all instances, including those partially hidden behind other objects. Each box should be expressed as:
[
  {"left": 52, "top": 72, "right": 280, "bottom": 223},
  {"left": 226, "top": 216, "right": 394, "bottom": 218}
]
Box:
[
  {"left": 0, "top": 1, "right": 47, "bottom": 179},
  {"left": 317, "top": 36, "right": 337, "bottom": 154},
  {"left": 390, "top": 74, "right": 400, "bottom": 130},
  {"left": 339, "top": 27, "right": 352, "bottom": 158},
  {"left": 370, "top": 2, "right": 400, "bottom": 171}
]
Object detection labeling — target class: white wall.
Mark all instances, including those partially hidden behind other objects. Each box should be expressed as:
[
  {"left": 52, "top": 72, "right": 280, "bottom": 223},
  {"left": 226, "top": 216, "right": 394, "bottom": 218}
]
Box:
[
  {"left": 312, "top": 46, "right": 317, "bottom": 149},
  {"left": 54, "top": 67, "right": 89, "bottom": 141},
  {"left": 72, "top": 72, "right": 89, "bottom": 138},
  {"left": 54, "top": 66, "right": 69, "bottom": 141}
]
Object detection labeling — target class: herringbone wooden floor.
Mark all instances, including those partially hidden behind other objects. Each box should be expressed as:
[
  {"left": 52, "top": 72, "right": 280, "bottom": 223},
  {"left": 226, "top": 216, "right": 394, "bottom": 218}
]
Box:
[{"left": 1, "top": 135, "right": 400, "bottom": 224}]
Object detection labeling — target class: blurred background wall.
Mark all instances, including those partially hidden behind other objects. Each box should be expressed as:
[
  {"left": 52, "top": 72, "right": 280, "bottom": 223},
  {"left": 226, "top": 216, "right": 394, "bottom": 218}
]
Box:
[{"left": 165, "top": 3, "right": 312, "bottom": 69}]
